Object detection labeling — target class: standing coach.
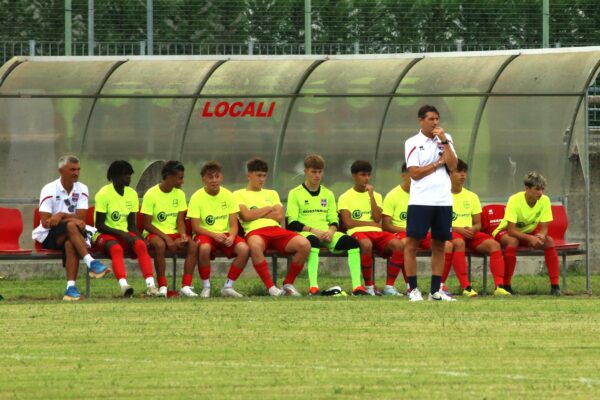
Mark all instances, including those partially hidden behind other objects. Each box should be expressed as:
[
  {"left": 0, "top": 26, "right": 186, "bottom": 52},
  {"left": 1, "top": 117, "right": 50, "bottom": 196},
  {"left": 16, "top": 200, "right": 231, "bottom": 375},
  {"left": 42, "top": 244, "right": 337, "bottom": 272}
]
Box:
[{"left": 403, "top": 105, "right": 458, "bottom": 302}]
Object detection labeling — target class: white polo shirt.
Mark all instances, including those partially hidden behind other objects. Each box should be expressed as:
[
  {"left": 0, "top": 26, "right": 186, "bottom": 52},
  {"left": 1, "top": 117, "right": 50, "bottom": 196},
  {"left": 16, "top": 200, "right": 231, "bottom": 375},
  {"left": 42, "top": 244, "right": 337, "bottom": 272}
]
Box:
[
  {"left": 404, "top": 130, "right": 456, "bottom": 206},
  {"left": 32, "top": 178, "right": 89, "bottom": 243}
]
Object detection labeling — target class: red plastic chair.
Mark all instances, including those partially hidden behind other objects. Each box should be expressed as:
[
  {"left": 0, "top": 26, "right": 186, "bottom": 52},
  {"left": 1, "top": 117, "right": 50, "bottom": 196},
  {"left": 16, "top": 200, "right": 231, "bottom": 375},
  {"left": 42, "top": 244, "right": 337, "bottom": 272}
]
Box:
[
  {"left": 0, "top": 207, "right": 32, "bottom": 254},
  {"left": 481, "top": 204, "right": 506, "bottom": 236},
  {"left": 548, "top": 205, "right": 581, "bottom": 250}
]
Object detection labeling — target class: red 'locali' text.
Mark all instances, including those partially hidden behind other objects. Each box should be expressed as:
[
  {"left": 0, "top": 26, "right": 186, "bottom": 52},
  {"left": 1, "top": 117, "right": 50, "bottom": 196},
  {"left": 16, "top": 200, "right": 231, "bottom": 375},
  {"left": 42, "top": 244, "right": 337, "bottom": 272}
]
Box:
[{"left": 201, "top": 101, "right": 276, "bottom": 118}]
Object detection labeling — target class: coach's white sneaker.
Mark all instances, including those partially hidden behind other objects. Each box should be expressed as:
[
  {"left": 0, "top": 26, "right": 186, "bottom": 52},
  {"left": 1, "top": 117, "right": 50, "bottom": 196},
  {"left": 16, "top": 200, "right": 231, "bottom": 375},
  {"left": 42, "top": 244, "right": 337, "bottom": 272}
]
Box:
[
  {"left": 282, "top": 284, "right": 302, "bottom": 297},
  {"left": 200, "top": 287, "right": 211, "bottom": 298},
  {"left": 180, "top": 286, "right": 198, "bottom": 297},
  {"left": 428, "top": 290, "right": 457, "bottom": 302},
  {"left": 408, "top": 288, "right": 424, "bottom": 302},
  {"left": 158, "top": 286, "right": 168, "bottom": 297},
  {"left": 221, "top": 287, "right": 243, "bottom": 298},
  {"left": 268, "top": 286, "right": 284, "bottom": 297}
]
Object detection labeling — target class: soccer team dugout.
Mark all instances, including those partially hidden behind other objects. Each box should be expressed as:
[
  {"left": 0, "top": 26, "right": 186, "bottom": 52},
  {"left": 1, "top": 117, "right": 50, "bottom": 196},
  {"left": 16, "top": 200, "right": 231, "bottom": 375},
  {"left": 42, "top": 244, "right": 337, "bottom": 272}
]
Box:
[{"left": 0, "top": 48, "right": 598, "bottom": 292}]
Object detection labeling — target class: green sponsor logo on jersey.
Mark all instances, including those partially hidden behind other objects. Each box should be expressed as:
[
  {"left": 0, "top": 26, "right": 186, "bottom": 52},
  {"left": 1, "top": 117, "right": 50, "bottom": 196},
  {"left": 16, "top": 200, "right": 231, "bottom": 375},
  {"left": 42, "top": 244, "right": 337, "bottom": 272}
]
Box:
[
  {"left": 157, "top": 212, "right": 167, "bottom": 222},
  {"left": 250, "top": 206, "right": 258, "bottom": 210},
  {"left": 400, "top": 211, "right": 407, "bottom": 221},
  {"left": 517, "top": 222, "right": 525, "bottom": 228},
  {"left": 352, "top": 209, "right": 362, "bottom": 219},
  {"left": 110, "top": 211, "right": 120, "bottom": 221},
  {"left": 452, "top": 212, "right": 458, "bottom": 221},
  {"left": 206, "top": 215, "right": 215, "bottom": 225}
]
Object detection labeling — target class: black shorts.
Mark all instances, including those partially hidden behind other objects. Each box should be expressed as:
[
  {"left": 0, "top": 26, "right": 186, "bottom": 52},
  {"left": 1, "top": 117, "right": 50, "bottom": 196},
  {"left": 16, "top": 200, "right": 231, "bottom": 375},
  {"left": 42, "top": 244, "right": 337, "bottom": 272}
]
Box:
[
  {"left": 41, "top": 222, "right": 69, "bottom": 250},
  {"left": 406, "top": 205, "right": 452, "bottom": 242}
]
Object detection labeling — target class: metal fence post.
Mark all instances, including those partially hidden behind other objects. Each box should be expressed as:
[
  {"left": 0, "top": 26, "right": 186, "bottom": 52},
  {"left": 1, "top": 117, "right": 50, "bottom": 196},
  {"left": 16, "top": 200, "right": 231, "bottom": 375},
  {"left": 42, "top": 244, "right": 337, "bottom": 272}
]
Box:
[
  {"left": 248, "top": 38, "right": 254, "bottom": 55},
  {"left": 147, "top": 0, "right": 154, "bottom": 55},
  {"left": 543, "top": 0, "right": 549, "bottom": 47},
  {"left": 455, "top": 39, "right": 463, "bottom": 52},
  {"left": 29, "top": 40, "right": 36, "bottom": 56},
  {"left": 65, "top": 0, "right": 72, "bottom": 55},
  {"left": 354, "top": 41, "right": 359, "bottom": 54},
  {"left": 88, "top": 0, "right": 94, "bottom": 55},
  {"left": 140, "top": 41, "right": 146, "bottom": 55},
  {"left": 304, "top": 0, "right": 311, "bottom": 55}
]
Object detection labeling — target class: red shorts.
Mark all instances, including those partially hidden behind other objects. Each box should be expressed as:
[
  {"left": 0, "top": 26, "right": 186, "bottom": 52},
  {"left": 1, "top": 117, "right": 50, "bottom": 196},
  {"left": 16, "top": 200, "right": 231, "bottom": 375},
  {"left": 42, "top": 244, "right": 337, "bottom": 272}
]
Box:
[
  {"left": 494, "top": 226, "right": 540, "bottom": 246},
  {"left": 451, "top": 231, "right": 494, "bottom": 252},
  {"left": 352, "top": 231, "right": 396, "bottom": 255},
  {"left": 393, "top": 231, "right": 431, "bottom": 250},
  {"left": 94, "top": 231, "right": 142, "bottom": 257},
  {"left": 194, "top": 234, "right": 246, "bottom": 259},
  {"left": 246, "top": 226, "right": 299, "bottom": 254},
  {"left": 146, "top": 233, "right": 181, "bottom": 243}
]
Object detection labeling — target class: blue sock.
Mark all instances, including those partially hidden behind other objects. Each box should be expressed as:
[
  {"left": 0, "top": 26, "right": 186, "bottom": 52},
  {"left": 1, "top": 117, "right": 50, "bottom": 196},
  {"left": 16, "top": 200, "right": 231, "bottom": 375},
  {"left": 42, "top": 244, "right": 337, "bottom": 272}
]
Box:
[
  {"left": 430, "top": 275, "right": 442, "bottom": 294},
  {"left": 408, "top": 276, "right": 418, "bottom": 291}
]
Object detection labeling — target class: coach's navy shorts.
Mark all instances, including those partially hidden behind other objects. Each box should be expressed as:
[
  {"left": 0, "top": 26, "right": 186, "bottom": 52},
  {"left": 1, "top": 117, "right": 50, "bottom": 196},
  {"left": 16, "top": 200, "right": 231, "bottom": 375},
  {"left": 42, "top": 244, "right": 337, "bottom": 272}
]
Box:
[{"left": 406, "top": 205, "right": 452, "bottom": 242}]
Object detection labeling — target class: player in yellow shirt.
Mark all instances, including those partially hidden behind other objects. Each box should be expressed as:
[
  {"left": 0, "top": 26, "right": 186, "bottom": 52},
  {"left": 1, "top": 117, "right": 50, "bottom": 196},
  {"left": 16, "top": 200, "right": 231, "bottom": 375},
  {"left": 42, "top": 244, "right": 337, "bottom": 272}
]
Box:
[
  {"left": 235, "top": 158, "right": 311, "bottom": 296},
  {"left": 94, "top": 160, "right": 158, "bottom": 297},
  {"left": 492, "top": 172, "right": 561, "bottom": 296},
  {"left": 338, "top": 160, "right": 404, "bottom": 296},
  {"left": 445, "top": 160, "right": 510, "bottom": 297},
  {"left": 141, "top": 161, "right": 198, "bottom": 297},
  {"left": 188, "top": 161, "right": 249, "bottom": 298},
  {"left": 286, "top": 155, "right": 364, "bottom": 295}
]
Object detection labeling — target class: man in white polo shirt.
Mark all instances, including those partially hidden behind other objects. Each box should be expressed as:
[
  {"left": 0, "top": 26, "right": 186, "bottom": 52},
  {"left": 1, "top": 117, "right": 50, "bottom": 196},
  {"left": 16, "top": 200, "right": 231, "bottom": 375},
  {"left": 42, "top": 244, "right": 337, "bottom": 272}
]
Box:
[
  {"left": 33, "top": 155, "right": 110, "bottom": 301},
  {"left": 404, "top": 105, "right": 458, "bottom": 302}
]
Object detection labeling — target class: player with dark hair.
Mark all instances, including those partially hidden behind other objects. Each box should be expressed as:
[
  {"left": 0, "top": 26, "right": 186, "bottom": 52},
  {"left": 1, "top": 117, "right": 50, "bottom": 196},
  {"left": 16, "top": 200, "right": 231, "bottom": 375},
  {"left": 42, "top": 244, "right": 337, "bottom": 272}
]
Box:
[
  {"left": 286, "top": 154, "right": 364, "bottom": 295},
  {"left": 338, "top": 160, "right": 405, "bottom": 296},
  {"left": 492, "top": 171, "right": 561, "bottom": 296},
  {"left": 235, "top": 158, "right": 311, "bottom": 296},
  {"left": 443, "top": 159, "right": 511, "bottom": 296},
  {"left": 403, "top": 105, "right": 458, "bottom": 301},
  {"left": 188, "top": 161, "right": 250, "bottom": 298},
  {"left": 33, "top": 155, "right": 110, "bottom": 301},
  {"left": 94, "top": 160, "right": 158, "bottom": 297},
  {"left": 141, "top": 161, "right": 198, "bottom": 297}
]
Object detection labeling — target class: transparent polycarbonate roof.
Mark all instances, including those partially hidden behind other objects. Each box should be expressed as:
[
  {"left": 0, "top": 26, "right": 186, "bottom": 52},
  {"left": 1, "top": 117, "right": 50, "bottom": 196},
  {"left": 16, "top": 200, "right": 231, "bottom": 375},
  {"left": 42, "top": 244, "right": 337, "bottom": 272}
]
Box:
[{"left": 0, "top": 49, "right": 598, "bottom": 204}]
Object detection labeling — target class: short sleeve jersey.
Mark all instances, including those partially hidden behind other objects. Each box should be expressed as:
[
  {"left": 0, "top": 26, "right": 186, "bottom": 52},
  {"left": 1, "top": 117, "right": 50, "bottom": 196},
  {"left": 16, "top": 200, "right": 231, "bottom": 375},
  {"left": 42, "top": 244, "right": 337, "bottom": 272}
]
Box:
[
  {"left": 140, "top": 184, "right": 187, "bottom": 236},
  {"left": 94, "top": 184, "right": 139, "bottom": 233},
  {"left": 452, "top": 188, "right": 482, "bottom": 228},
  {"left": 234, "top": 188, "right": 282, "bottom": 234},
  {"left": 492, "top": 192, "right": 553, "bottom": 237},
  {"left": 338, "top": 188, "right": 383, "bottom": 236},
  {"left": 32, "top": 178, "right": 90, "bottom": 243},
  {"left": 286, "top": 184, "right": 338, "bottom": 231},
  {"left": 404, "top": 131, "right": 456, "bottom": 206},
  {"left": 187, "top": 187, "right": 239, "bottom": 234},
  {"left": 382, "top": 185, "right": 409, "bottom": 229}
]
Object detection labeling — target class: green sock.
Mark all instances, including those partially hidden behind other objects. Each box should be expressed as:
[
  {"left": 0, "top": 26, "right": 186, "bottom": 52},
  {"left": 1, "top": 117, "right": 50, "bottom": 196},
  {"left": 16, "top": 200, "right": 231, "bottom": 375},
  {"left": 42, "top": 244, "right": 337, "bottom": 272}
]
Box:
[
  {"left": 347, "top": 248, "right": 362, "bottom": 290},
  {"left": 308, "top": 248, "right": 320, "bottom": 288}
]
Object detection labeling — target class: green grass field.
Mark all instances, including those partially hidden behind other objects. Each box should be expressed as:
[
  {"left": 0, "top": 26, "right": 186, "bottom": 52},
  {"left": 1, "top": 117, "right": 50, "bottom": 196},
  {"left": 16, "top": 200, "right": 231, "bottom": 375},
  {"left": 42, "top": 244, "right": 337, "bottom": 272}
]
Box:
[{"left": 2, "top": 276, "right": 600, "bottom": 399}]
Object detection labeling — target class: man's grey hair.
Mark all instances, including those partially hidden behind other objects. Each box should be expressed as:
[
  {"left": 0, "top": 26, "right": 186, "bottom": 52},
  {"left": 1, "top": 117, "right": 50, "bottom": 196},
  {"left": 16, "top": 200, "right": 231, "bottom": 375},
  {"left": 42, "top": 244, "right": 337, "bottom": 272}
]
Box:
[
  {"left": 58, "top": 155, "right": 80, "bottom": 169},
  {"left": 523, "top": 171, "right": 546, "bottom": 189}
]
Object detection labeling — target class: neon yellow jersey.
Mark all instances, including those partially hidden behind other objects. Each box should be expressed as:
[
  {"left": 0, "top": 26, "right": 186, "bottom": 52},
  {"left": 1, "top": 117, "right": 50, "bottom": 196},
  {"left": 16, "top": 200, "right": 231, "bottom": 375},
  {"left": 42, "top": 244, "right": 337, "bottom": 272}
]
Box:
[
  {"left": 94, "top": 184, "right": 139, "bottom": 233},
  {"left": 140, "top": 184, "right": 187, "bottom": 236},
  {"left": 382, "top": 185, "right": 409, "bottom": 229},
  {"left": 234, "top": 188, "right": 282, "bottom": 234},
  {"left": 452, "top": 188, "right": 481, "bottom": 228},
  {"left": 187, "top": 187, "right": 239, "bottom": 234},
  {"left": 493, "top": 191, "right": 553, "bottom": 236},
  {"left": 337, "top": 188, "right": 383, "bottom": 236},
  {"left": 286, "top": 184, "right": 338, "bottom": 231}
]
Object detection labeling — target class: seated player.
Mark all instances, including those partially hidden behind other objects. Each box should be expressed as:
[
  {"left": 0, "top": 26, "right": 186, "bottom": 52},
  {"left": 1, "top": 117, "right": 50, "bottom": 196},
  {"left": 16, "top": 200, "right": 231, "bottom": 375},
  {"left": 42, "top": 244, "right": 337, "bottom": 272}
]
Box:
[
  {"left": 32, "top": 155, "right": 109, "bottom": 301},
  {"left": 381, "top": 162, "right": 453, "bottom": 294},
  {"left": 492, "top": 171, "right": 561, "bottom": 296},
  {"left": 338, "top": 160, "right": 405, "bottom": 296},
  {"left": 94, "top": 160, "right": 159, "bottom": 298},
  {"left": 188, "top": 161, "right": 250, "bottom": 298},
  {"left": 141, "top": 161, "right": 198, "bottom": 297},
  {"left": 444, "top": 159, "right": 510, "bottom": 297},
  {"left": 234, "top": 158, "right": 311, "bottom": 296},
  {"left": 286, "top": 154, "right": 364, "bottom": 295}
]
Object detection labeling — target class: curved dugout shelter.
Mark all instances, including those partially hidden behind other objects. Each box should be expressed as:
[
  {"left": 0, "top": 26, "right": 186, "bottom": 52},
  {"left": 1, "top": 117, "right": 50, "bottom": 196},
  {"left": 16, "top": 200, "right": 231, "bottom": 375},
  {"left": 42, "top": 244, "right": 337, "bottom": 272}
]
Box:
[{"left": 0, "top": 48, "right": 598, "bottom": 283}]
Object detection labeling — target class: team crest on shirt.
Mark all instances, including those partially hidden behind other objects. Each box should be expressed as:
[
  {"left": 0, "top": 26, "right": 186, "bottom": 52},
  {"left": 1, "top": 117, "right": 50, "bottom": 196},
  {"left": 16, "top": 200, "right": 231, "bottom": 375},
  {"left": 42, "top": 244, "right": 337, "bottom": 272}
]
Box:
[
  {"left": 172, "top": 199, "right": 178, "bottom": 207},
  {"left": 221, "top": 201, "right": 227, "bottom": 210},
  {"left": 126, "top": 201, "right": 133, "bottom": 210},
  {"left": 304, "top": 200, "right": 309, "bottom": 205},
  {"left": 320, "top": 198, "right": 327, "bottom": 207},
  {"left": 111, "top": 211, "right": 120, "bottom": 221},
  {"left": 72, "top": 193, "right": 79, "bottom": 202},
  {"left": 463, "top": 201, "right": 470, "bottom": 209}
]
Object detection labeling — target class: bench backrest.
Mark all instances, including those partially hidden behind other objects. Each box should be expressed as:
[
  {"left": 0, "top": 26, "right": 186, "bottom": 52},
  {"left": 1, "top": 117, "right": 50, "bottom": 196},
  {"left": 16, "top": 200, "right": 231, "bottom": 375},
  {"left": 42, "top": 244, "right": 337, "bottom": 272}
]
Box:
[{"left": 0, "top": 207, "right": 26, "bottom": 251}]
